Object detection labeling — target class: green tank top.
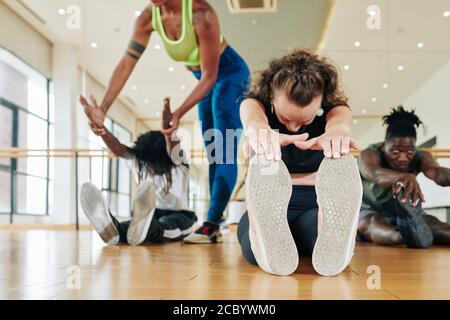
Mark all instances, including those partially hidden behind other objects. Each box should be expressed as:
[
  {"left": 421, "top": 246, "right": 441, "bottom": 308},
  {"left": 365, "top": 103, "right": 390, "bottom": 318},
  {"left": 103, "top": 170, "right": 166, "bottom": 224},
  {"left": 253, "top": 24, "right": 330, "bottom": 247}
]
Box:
[
  {"left": 362, "top": 142, "right": 423, "bottom": 211},
  {"left": 151, "top": 0, "right": 223, "bottom": 67}
]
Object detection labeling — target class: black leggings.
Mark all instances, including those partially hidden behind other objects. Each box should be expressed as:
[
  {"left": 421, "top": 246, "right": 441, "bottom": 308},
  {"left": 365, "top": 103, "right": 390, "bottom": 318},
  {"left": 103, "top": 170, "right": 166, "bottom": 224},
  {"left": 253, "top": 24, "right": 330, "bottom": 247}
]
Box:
[
  {"left": 237, "top": 186, "right": 319, "bottom": 265},
  {"left": 111, "top": 209, "right": 197, "bottom": 244}
]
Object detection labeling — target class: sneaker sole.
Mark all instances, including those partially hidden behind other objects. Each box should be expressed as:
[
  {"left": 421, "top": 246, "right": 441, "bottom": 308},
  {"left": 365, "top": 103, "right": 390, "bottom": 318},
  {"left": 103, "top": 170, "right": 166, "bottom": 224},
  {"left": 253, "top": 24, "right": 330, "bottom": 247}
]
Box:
[
  {"left": 80, "top": 183, "right": 120, "bottom": 245},
  {"left": 313, "top": 155, "right": 362, "bottom": 277},
  {"left": 246, "top": 155, "right": 298, "bottom": 276},
  {"left": 127, "top": 181, "right": 156, "bottom": 246}
]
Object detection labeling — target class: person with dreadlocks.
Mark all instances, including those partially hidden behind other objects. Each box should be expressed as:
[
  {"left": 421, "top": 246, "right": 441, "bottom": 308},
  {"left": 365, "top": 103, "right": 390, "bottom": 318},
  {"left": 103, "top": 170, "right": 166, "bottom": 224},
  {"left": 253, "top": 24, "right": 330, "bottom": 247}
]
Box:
[
  {"left": 358, "top": 106, "right": 450, "bottom": 248},
  {"left": 79, "top": 98, "right": 197, "bottom": 246}
]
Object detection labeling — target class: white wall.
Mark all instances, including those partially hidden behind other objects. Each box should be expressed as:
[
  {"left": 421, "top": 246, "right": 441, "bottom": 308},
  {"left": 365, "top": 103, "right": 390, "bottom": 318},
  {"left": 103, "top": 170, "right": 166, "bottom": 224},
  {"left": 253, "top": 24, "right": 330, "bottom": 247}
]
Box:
[{"left": 0, "top": 1, "right": 52, "bottom": 78}]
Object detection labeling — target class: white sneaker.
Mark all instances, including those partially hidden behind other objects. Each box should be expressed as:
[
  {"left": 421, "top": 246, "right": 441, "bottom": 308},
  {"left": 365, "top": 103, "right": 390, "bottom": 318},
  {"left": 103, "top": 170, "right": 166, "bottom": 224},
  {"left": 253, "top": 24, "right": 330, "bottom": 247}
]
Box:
[
  {"left": 246, "top": 155, "right": 298, "bottom": 276},
  {"left": 312, "top": 155, "right": 362, "bottom": 276},
  {"left": 127, "top": 181, "right": 156, "bottom": 246},
  {"left": 80, "top": 183, "right": 120, "bottom": 245}
]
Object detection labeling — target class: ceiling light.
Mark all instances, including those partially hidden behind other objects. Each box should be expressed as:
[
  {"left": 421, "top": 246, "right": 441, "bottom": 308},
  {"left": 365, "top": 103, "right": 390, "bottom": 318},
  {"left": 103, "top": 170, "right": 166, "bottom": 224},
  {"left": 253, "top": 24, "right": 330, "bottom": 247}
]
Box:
[
  {"left": 132, "top": 85, "right": 138, "bottom": 91},
  {"left": 134, "top": 10, "right": 141, "bottom": 17},
  {"left": 443, "top": 11, "right": 450, "bottom": 18},
  {"left": 343, "top": 65, "right": 350, "bottom": 70},
  {"left": 90, "top": 42, "right": 98, "bottom": 48},
  {"left": 154, "top": 44, "right": 161, "bottom": 50},
  {"left": 417, "top": 42, "right": 424, "bottom": 48},
  {"left": 144, "top": 99, "right": 150, "bottom": 104},
  {"left": 58, "top": 8, "right": 66, "bottom": 15},
  {"left": 353, "top": 119, "right": 359, "bottom": 124},
  {"left": 180, "top": 85, "right": 186, "bottom": 90},
  {"left": 368, "top": 9, "right": 376, "bottom": 16},
  {"left": 168, "top": 67, "right": 175, "bottom": 72},
  {"left": 155, "top": 112, "right": 161, "bottom": 116},
  {"left": 362, "top": 109, "right": 367, "bottom": 114},
  {"left": 354, "top": 41, "right": 361, "bottom": 47},
  {"left": 251, "top": 19, "right": 258, "bottom": 25},
  {"left": 397, "top": 65, "right": 405, "bottom": 71},
  {"left": 371, "top": 97, "right": 377, "bottom": 103},
  {"left": 382, "top": 83, "right": 389, "bottom": 89}
]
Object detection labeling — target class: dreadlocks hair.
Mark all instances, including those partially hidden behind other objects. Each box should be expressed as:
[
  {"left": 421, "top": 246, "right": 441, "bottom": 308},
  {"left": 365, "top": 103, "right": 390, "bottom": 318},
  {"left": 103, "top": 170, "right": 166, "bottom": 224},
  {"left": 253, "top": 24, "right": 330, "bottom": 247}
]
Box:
[
  {"left": 246, "top": 48, "right": 349, "bottom": 108},
  {"left": 382, "top": 105, "right": 423, "bottom": 141},
  {"left": 128, "top": 131, "right": 176, "bottom": 194}
]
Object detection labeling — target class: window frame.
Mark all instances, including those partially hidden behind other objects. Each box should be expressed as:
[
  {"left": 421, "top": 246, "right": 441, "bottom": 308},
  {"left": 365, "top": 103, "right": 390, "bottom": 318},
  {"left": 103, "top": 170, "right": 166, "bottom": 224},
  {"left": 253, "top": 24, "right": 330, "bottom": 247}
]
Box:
[{"left": 0, "top": 48, "right": 52, "bottom": 217}]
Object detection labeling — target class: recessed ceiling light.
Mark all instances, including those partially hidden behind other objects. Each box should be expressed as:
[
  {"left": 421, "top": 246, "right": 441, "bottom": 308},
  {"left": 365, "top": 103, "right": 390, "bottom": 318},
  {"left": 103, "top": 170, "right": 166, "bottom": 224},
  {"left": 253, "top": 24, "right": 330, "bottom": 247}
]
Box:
[
  {"left": 382, "top": 83, "right": 389, "bottom": 89},
  {"left": 180, "top": 85, "right": 186, "bottom": 90},
  {"left": 134, "top": 10, "right": 141, "bottom": 17},
  {"left": 397, "top": 65, "right": 405, "bottom": 71},
  {"left": 354, "top": 41, "right": 361, "bottom": 47},
  {"left": 132, "top": 85, "right": 138, "bottom": 91},
  {"left": 371, "top": 97, "right": 377, "bottom": 103},
  {"left": 168, "top": 67, "right": 175, "bottom": 72},
  {"left": 251, "top": 19, "right": 258, "bottom": 25},
  {"left": 362, "top": 109, "right": 367, "bottom": 114},
  {"left": 368, "top": 9, "right": 376, "bottom": 16},
  {"left": 144, "top": 99, "right": 150, "bottom": 104},
  {"left": 155, "top": 112, "right": 161, "bottom": 116},
  {"left": 58, "top": 8, "right": 66, "bottom": 15},
  {"left": 443, "top": 11, "right": 450, "bottom": 18},
  {"left": 154, "top": 44, "right": 161, "bottom": 50},
  {"left": 417, "top": 42, "right": 424, "bottom": 48},
  {"left": 343, "top": 65, "right": 350, "bottom": 70},
  {"left": 90, "top": 42, "right": 98, "bottom": 48},
  {"left": 353, "top": 119, "right": 359, "bottom": 124}
]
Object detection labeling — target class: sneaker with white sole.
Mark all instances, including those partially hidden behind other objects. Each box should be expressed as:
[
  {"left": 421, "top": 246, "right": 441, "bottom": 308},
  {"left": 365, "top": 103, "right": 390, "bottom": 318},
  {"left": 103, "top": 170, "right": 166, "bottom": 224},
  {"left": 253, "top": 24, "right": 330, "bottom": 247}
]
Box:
[
  {"left": 312, "top": 155, "right": 363, "bottom": 277},
  {"left": 246, "top": 155, "right": 298, "bottom": 276},
  {"left": 183, "top": 221, "right": 223, "bottom": 244},
  {"left": 126, "top": 181, "right": 156, "bottom": 246},
  {"left": 80, "top": 183, "right": 120, "bottom": 245}
]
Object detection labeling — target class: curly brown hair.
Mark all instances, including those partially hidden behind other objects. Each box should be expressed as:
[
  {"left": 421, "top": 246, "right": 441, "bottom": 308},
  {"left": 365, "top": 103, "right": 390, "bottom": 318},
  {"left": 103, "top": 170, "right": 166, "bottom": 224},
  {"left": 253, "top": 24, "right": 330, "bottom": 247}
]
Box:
[{"left": 246, "top": 48, "right": 349, "bottom": 109}]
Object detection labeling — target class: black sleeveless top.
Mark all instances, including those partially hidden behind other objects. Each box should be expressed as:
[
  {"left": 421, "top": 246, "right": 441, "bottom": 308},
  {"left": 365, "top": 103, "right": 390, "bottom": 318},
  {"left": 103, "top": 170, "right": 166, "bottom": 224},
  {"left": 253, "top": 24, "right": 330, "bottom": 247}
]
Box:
[{"left": 264, "top": 103, "right": 342, "bottom": 174}]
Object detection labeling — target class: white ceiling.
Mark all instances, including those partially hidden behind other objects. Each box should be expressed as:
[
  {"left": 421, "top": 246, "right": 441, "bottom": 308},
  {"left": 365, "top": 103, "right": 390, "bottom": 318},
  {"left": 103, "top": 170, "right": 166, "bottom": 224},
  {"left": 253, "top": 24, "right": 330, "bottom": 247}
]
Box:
[
  {"left": 4, "top": 0, "right": 450, "bottom": 139},
  {"left": 4, "top": 0, "right": 331, "bottom": 121},
  {"left": 322, "top": 0, "right": 450, "bottom": 139}
]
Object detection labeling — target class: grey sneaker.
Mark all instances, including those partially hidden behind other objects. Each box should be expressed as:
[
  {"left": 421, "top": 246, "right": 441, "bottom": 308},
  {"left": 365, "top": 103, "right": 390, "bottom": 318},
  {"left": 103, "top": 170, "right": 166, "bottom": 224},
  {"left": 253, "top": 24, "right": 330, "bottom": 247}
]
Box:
[
  {"left": 312, "top": 155, "right": 362, "bottom": 277},
  {"left": 245, "top": 155, "right": 298, "bottom": 276},
  {"left": 127, "top": 181, "right": 156, "bottom": 246},
  {"left": 80, "top": 183, "right": 120, "bottom": 245}
]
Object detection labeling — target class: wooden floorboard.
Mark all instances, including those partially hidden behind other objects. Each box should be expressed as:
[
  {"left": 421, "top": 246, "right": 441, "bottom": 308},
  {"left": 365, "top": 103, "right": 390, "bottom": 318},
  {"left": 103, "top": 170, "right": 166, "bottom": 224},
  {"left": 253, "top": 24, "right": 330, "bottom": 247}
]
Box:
[{"left": 0, "top": 229, "right": 449, "bottom": 300}]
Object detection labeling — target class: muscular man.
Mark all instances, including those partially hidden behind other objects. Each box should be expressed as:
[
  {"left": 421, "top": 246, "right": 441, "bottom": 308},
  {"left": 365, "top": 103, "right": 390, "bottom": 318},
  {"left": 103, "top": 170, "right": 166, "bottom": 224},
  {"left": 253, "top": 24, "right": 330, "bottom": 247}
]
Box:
[{"left": 358, "top": 106, "right": 450, "bottom": 248}]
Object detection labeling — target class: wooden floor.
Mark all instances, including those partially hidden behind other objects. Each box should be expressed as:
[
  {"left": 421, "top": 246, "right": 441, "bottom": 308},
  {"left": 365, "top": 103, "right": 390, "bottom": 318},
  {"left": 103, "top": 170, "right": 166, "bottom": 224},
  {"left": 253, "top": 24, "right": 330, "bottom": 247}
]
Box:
[{"left": 0, "top": 227, "right": 449, "bottom": 300}]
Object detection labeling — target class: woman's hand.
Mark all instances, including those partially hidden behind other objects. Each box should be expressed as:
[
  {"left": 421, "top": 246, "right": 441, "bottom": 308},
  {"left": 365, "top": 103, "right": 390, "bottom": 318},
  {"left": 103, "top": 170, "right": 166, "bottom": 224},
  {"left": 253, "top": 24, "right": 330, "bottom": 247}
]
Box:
[
  {"left": 243, "top": 119, "right": 314, "bottom": 160},
  {"left": 296, "top": 128, "right": 358, "bottom": 158},
  {"left": 160, "top": 97, "right": 182, "bottom": 136},
  {"left": 162, "top": 97, "right": 172, "bottom": 131},
  {"left": 80, "top": 94, "right": 106, "bottom": 128}
]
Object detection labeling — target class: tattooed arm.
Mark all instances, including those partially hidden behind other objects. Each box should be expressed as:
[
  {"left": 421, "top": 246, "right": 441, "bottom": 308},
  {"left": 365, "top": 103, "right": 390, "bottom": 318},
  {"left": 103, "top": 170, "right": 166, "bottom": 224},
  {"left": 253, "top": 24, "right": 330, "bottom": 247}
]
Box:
[
  {"left": 80, "top": 6, "right": 153, "bottom": 127},
  {"left": 162, "top": 0, "right": 221, "bottom": 135}
]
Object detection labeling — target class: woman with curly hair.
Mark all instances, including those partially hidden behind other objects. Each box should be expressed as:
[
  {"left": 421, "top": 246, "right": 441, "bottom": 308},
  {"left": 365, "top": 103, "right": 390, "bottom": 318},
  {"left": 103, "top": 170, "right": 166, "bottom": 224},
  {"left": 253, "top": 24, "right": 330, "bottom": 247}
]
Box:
[
  {"left": 237, "top": 48, "right": 362, "bottom": 276},
  {"left": 80, "top": 98, "right": 197, "bottom": 246},
  {"left": 358, "top": 106, "right": 450, "bottom": 248}
]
